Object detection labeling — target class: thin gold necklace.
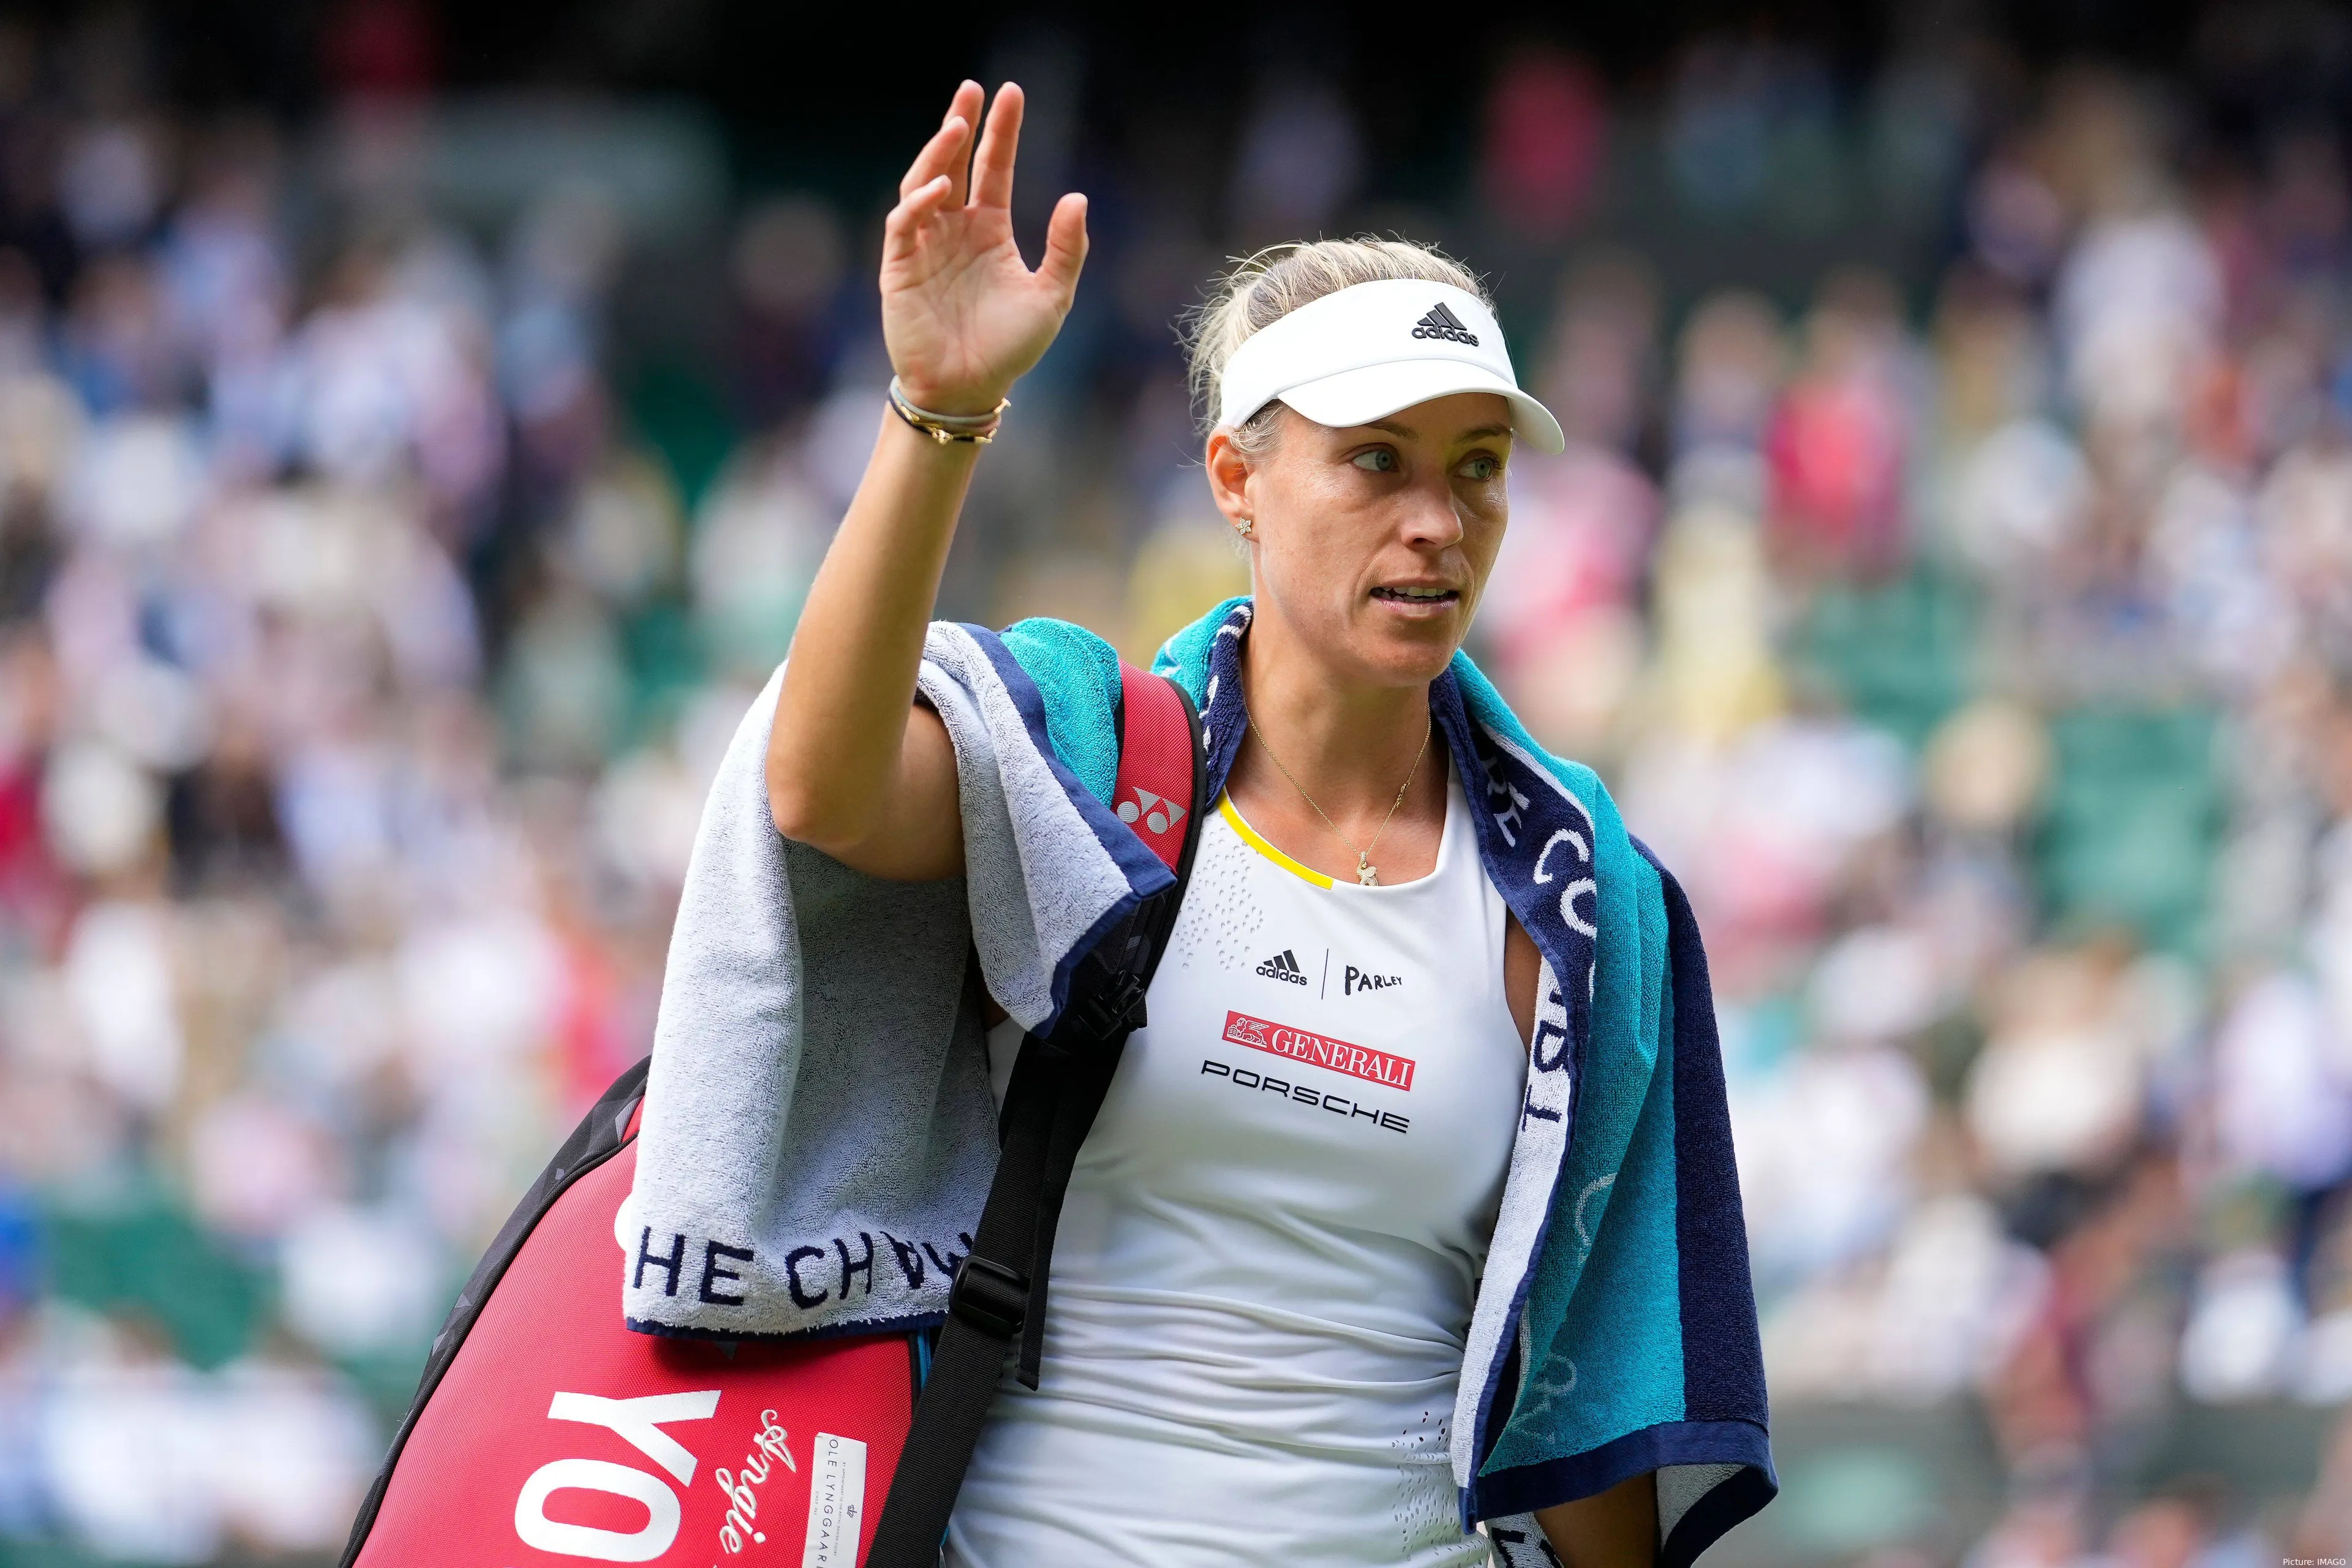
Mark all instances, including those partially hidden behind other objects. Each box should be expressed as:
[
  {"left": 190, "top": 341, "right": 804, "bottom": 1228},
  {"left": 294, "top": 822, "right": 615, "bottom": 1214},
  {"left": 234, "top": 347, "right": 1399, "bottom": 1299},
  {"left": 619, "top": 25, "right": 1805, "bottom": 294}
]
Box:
[{"left": 1244, "top": 710, "right": 1433, "bottom": 886}]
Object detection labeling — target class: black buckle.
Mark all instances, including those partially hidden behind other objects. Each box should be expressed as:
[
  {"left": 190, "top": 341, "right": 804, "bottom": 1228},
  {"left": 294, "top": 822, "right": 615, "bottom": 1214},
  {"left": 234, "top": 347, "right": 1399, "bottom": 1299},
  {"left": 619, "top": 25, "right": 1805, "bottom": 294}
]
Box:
[
  {"left": 1063, "top": 971, "right": 1148, "bottom": 1046},
  {"left": 947, "top": 1256, "right": 1028, "bottom": 1340}
]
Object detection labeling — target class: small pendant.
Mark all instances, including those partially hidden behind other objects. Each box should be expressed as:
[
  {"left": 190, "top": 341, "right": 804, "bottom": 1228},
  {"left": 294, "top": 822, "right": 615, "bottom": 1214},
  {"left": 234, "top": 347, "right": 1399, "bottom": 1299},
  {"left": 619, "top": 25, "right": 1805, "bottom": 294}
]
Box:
[{"left": 1357, "top": 853, "right": 1378, "bottom": 887}]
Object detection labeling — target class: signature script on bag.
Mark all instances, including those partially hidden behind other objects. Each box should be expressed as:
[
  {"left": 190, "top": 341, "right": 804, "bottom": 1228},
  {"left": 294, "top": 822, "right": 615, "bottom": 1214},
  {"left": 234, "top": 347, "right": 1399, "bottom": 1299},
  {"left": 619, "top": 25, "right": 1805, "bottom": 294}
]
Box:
[{"left": 715, "top": 1408, "right": 797, "bottom": 1555}]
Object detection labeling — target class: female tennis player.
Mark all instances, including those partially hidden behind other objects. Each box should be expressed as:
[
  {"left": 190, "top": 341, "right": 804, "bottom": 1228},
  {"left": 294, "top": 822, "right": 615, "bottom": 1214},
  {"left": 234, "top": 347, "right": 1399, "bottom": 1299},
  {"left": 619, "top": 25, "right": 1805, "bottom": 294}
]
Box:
[{"left": 764, "top": 80, "right": 1768, "bottom": 1567}]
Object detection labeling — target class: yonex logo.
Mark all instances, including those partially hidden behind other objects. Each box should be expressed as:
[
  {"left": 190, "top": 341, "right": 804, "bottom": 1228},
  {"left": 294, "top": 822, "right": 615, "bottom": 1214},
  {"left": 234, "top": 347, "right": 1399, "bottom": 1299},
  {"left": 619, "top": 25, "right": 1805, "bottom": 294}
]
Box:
[
  {"left": 1254, "top": 949, "right": 1310, "bottom": 985},
  {"left": 1117, "top": 786, "right": 1188, "bottom": 837},
  {"left": 1409, "top": 302, "right": 1479, "bottom": 345},
  {"left": 513, "top": 1389, "right": 720, "bottom": 1559}
]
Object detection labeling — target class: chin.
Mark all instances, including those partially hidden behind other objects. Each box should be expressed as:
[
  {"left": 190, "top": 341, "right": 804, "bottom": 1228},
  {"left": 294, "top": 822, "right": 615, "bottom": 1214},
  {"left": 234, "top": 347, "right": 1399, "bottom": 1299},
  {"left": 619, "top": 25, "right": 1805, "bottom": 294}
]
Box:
[{"left": 1346, "top": 617, "right": 1463, "bottom": 686}]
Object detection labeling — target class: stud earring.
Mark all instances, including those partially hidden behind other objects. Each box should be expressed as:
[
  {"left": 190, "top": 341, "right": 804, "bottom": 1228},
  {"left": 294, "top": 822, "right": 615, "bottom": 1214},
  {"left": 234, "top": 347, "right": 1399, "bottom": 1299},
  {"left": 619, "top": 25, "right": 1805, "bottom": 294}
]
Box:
[{"left": 1235, "top": 517, "right": 1254, "bottom": 538}]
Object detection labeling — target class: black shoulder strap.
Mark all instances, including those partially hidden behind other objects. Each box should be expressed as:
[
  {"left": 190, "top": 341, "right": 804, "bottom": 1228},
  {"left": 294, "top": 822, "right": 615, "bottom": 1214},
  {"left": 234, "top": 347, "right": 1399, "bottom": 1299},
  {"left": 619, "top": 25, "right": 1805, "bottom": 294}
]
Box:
[{"left": 867, "top": 671, "right": 1206, "bottom": 1567}]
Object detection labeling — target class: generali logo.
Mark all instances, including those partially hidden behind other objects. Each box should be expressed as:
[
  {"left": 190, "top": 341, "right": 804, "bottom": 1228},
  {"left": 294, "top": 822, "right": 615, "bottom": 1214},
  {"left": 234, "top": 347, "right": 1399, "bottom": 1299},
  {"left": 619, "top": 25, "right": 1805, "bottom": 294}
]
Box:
[{"left": 1221, "top": 1010, "right": 1415, "bottom": 1091}]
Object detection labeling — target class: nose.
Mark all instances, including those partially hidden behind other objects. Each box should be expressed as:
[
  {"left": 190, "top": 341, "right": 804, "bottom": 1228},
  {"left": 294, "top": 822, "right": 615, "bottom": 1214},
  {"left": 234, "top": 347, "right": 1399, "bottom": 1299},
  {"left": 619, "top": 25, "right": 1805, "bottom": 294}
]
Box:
[{"left": 1398, "top": 473, "right": 1465, "bottom": 550}]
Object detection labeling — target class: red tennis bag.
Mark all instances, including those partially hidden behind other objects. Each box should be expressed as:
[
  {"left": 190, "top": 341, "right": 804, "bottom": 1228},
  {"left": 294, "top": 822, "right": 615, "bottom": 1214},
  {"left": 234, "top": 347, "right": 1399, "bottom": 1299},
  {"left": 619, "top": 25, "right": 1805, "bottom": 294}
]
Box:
[
  {"left": 341, "top": 666, "right": 1204, "bottom": 1566},
  {"left": 352, "top": 1075, "right": 912, "bottom": 1566}
]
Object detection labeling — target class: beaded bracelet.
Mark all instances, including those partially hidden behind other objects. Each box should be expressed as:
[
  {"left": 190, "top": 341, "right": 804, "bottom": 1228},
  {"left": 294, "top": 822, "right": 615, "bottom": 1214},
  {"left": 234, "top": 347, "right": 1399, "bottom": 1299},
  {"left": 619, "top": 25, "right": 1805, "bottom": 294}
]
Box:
[{"left": 888, "top": 377, "right": 1009, "bottom": 445}]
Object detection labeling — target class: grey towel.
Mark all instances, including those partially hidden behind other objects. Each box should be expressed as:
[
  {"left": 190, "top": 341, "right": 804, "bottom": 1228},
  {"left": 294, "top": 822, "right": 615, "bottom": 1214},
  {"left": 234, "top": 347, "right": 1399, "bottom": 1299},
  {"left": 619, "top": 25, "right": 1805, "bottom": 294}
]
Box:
[{"left": 620, "top": 623, "right": 1167, "bottom": 1339}]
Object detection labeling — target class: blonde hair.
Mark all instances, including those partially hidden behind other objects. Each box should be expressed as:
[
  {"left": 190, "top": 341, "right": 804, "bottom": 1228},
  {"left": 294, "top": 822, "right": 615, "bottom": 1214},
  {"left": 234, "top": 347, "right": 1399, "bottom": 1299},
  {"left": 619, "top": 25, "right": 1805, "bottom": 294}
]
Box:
[{"left": 1183, "top": 238, "right": 1489, "bottom": 448}]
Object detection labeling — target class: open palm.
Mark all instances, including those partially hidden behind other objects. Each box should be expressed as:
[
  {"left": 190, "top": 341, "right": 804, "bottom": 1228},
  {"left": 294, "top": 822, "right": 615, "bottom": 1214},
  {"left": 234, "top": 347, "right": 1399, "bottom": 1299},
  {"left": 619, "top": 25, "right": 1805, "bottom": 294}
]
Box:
[{"left": 883, "top": 81, "right": 1089, "bottom": 417}]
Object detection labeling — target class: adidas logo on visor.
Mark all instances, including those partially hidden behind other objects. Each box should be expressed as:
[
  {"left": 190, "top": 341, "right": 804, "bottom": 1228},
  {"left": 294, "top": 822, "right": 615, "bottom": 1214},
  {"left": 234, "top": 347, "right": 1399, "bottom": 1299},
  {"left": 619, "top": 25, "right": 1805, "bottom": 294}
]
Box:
[
  {"left": 1254, "top": 949, "right": 1311, "bottom": 985},
  {"left": 1409, "top": 302, "right": 1479, "bottom": 346}
]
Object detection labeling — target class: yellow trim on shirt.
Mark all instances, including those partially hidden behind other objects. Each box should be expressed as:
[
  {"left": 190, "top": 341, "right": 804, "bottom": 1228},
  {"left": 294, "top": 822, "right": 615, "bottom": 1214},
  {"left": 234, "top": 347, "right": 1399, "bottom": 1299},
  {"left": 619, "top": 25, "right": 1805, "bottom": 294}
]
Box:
[{"left": 1218, "top": 794, "right": 1336, "bottom": 889}]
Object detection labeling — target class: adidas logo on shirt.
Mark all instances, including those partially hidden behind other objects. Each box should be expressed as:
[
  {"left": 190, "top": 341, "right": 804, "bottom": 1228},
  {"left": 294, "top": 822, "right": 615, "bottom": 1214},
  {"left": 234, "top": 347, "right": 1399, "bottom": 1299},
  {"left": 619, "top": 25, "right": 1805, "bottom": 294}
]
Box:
[
  {"left": 1409, "top": 302, "right": 1479, "bottom": 345},
  {"left": 1254, "top": 949, "right": 1311, "bottom": 986}
]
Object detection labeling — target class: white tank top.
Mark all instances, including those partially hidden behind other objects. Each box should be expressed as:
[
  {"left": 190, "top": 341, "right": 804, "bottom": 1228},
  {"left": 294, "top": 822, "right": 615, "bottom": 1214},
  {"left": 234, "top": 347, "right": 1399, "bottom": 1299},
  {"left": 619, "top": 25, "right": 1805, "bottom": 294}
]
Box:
[{"left": 947, "top": 759, "right": 1526, "bottom": 1567}]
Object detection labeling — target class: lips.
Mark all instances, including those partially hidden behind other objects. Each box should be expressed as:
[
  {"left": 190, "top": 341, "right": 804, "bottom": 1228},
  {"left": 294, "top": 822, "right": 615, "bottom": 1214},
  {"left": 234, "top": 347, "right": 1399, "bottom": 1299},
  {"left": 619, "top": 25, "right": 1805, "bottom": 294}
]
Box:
[{"left": 1371, "top": 586, "right": 1460, "bottom": 605}]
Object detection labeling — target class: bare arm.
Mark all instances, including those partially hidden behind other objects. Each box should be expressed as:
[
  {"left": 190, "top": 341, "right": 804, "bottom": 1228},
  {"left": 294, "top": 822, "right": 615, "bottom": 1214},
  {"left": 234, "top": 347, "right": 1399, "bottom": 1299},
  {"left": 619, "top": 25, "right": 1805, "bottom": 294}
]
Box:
[
  {"left": 1536, "top": 1469, "right": 1657, "bottom": 1566},
  {"left": 766, "top": 80, "right": 1088, "bottom": 879},
  {"left": 1506, "top": 914, "right": 1538, "bottom": 1047}
]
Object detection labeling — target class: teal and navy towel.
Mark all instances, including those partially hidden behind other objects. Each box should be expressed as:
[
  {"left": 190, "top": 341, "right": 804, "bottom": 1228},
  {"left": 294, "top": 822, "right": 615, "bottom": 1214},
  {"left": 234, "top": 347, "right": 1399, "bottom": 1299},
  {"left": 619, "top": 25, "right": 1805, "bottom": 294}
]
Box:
[{"left": 626, "top": 598, "right": 1774, "bottom": 1564}]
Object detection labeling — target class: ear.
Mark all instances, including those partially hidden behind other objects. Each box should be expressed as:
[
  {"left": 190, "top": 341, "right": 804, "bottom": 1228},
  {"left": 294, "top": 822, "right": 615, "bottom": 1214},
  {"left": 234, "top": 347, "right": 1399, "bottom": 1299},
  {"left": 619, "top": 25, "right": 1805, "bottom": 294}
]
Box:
[{"left": 1204, "top": 426, "right": 1254, "bottom": 532}]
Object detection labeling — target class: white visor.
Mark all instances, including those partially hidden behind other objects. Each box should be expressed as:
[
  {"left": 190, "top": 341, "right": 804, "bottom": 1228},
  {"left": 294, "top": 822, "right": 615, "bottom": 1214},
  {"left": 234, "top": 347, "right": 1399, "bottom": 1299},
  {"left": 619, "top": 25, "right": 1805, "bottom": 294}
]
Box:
[{"left": 1216, "top": 278, "right": 1565, "bottom": 454}]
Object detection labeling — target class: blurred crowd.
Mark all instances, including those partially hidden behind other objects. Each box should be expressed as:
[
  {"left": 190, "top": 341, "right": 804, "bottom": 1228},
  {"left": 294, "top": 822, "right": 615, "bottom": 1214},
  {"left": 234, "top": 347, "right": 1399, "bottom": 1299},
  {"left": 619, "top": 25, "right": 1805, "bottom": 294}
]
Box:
[
  {"left": 1480, "top": 57, "right": 2352, "bottom": 1568},
  {"left": 0, "top": 5, "right": 2337, "bottom": 1563}
]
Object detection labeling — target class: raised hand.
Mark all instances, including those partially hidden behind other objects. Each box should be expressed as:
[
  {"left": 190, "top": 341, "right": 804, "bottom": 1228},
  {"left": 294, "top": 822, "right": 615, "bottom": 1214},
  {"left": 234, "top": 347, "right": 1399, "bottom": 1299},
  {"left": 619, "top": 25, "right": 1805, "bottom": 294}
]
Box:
[{"left": 882, "top": 81, "right": 1089, "bottom": 417}]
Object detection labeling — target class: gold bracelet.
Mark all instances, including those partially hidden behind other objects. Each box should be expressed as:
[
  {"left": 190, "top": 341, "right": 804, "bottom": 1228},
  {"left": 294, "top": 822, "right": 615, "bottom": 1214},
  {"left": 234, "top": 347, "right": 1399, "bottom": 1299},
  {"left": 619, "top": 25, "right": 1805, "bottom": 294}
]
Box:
[{"left": 888, "top": 377, "right": 1009, "bottom": 445}]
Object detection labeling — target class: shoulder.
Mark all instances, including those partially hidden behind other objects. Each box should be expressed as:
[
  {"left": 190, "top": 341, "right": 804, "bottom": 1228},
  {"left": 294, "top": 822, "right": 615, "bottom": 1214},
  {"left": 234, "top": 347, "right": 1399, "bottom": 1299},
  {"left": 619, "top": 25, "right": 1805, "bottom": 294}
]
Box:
[
  {"left": 991, "top": 617, "right": 1123, "bottom": 807},
  {"left": 1442, "top": 647, "right": 1616, "bottom": 839},
  {"left": 1440, "top": 647, "right": 1673, "bottom": 932},
  {"left": 997, "top": 616, "right": 1120, "bottom": 686},
  {"left": 1148, "top": 595, "right": 1251, "bottom": 703}
]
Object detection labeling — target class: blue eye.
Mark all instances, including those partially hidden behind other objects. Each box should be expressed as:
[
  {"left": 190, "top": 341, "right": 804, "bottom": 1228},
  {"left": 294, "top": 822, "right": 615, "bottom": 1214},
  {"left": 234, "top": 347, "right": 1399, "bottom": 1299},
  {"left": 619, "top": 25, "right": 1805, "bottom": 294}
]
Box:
[
  {"left": 1460, "top": 454, "right": 1501, "bottom": 481},
  {"left": 1351, "top": 448, "right": 1398, "bottom": 472}
]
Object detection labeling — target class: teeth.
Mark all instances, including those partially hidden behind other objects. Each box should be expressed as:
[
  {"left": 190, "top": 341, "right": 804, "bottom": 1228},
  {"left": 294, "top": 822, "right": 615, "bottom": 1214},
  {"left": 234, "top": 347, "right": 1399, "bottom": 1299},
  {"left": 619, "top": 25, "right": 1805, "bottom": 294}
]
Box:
[{"left": 1382, "top": 587, "right": 1450, "bottom": 600}]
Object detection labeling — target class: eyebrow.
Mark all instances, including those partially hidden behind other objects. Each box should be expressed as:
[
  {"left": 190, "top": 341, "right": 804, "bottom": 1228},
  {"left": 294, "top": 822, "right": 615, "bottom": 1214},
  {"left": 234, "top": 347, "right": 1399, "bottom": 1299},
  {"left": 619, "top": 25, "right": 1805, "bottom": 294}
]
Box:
[{"left": 1360, "top": 420, "right": 1516, "bottom": 443}]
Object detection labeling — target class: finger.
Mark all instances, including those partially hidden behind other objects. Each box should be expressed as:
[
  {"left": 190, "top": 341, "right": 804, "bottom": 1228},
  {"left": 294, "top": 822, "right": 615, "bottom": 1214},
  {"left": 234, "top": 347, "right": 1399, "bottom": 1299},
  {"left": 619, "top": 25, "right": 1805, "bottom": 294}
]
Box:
[
  {"left": 1036, "top": 191, "right": 1088, "bottom": 306},
  {"left": 898, "top": 173, "right": 957, "bottom": 225},
  {"left": 970, "top": 81, "right": 1025, "bottom": 211},
  {"left": 942, "top": 80, "right": 984, "bottom": 206},
  {"left": 898, "top": 113, "right": 972, "bottom": 202},
  {"left": 883, "top": 175, "right": 955, "bottom": 263},
  {"left": 896, "top": 81, "right": 981, "bottom": 202}
]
